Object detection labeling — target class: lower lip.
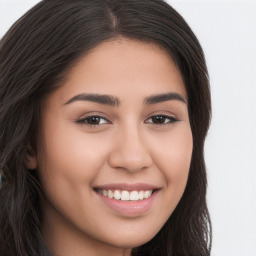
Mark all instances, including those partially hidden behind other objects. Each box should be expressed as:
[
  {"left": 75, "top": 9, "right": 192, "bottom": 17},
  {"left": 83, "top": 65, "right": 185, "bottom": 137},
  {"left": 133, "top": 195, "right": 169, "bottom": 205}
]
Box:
[{"left": 95, "top": 190, "right": 159, "bottom": 216}]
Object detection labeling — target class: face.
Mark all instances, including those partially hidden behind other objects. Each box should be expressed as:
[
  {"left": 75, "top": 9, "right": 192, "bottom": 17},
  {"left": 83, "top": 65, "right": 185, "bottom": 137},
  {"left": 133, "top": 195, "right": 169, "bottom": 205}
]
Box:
[{"left": 28, "top": 38, "right": 193, "bottom": 255}]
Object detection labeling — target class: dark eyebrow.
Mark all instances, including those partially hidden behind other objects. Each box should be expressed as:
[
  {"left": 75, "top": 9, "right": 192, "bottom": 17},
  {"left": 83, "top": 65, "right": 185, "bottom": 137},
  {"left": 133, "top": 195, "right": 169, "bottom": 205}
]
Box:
[
  {"left": 144, "top": 92, "right": 186, "bottom": 105},
  {"left": 64, "top": 92, "right": 186, "bottom": 107},
  {"left": 64, "top": 93, "right": 120, "bottom": 107}
]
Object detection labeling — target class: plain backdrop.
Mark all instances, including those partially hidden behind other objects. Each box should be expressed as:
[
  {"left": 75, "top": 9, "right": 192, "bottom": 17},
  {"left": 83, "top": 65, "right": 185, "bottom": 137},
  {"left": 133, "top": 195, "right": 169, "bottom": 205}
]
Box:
[{"left": 0, "top": 0, "right": 255, "bottom": 255}]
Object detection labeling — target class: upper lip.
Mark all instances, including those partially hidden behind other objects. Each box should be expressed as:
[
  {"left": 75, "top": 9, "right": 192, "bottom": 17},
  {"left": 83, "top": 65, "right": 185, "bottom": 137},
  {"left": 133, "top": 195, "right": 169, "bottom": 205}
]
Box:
[{"left": 94, "top": 183, "right": 161, "bottom": 191}]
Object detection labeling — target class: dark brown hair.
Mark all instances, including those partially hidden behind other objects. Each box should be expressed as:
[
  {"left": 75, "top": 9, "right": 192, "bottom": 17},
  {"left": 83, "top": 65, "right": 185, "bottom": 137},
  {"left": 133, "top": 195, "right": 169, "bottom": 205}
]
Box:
[{"left": 0, "top": 0, "right": 212, "bottom": 255}]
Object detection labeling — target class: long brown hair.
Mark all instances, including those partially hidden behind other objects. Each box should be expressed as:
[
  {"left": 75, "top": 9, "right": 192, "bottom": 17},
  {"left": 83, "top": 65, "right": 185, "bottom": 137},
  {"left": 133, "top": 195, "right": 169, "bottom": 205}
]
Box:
[{"left": 0, "top": 0, "right": 212, "bottom": 255}]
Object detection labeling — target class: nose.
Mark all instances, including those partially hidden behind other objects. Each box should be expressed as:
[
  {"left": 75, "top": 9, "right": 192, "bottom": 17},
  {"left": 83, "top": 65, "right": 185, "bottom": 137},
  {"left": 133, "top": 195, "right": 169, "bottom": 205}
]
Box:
[{"left": 108, "top": 125, "right": 153, "bottom": 173}]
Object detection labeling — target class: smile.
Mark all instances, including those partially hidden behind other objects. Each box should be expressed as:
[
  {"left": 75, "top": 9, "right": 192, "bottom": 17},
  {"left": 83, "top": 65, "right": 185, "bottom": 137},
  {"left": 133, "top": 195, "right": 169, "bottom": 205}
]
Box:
[
  {"left": 93, "top": 183, "right": 160, "bottom": 216},
  {"left": 95, "top": 189, "right": 153, "bottom": 201}
]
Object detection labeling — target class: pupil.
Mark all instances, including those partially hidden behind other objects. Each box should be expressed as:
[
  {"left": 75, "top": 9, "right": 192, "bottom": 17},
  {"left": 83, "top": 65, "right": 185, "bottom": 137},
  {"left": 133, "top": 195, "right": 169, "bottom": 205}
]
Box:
[
  {"left": 88, "top": 116, "right": 100, "bottom": 124},
  {"left": 152, "top": 116, "right": 165, "bottom": 123}
]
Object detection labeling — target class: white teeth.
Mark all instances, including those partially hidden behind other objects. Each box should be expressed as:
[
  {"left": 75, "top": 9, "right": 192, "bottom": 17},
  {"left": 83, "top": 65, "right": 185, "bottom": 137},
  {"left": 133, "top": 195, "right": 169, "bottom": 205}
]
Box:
[
  {"left": 129, "top": 191, "right": 139, "bottom": 201},
  {"left": 144, "top": 190, "right": 152, "bottom": 198},
  {"left": 107, "top": 190, "right": 113, "bottom": 199},
  {"left": 121, "top": 191, "right": 130, "bottom": 201},
  {"left": 100, "top": 189, "right": 153, "bottom": 201},
  {"left": 114, "top": 190, "right": 121, "bottom": 200},
  {"left": 139, "top": 191, "right": 144, "bottom": 200}
]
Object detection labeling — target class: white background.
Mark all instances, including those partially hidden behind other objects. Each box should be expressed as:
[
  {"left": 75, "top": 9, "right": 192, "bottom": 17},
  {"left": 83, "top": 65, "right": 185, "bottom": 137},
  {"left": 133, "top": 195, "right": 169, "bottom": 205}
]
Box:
[{"left": 0, "top": 0, "right": 255, "bottom": 255}]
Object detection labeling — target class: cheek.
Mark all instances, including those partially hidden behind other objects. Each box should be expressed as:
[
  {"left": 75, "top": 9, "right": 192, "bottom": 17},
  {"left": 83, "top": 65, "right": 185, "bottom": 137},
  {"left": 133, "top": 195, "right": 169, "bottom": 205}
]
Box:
[
  {"left": 151, "top": 126, "right": 193, "bottom": 211},
  {"left": 38, "top": 121, "right": 105, "bottom": 180},
  {"left": 153, "top": 124, "right": 193, "bottom": 176},
  {"left": 36, "top": 121, "right": 108, "bottom": 211}
]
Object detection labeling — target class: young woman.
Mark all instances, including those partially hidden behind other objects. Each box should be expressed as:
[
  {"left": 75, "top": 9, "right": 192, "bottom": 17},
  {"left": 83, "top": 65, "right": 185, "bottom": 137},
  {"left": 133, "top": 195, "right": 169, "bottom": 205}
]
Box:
[{"left": 0, "top": 0, "right": 212, "bottom": 255}]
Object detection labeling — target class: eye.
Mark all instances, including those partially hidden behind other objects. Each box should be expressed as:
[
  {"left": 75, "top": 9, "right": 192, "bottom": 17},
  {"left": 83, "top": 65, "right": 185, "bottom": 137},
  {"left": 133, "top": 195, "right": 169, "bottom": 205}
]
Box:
[
  {"left": 146, "top": 115, "right": 179, "bottom": 125},
  {"left": 76, "top": 115, "right": 110, "bottom": 126}
]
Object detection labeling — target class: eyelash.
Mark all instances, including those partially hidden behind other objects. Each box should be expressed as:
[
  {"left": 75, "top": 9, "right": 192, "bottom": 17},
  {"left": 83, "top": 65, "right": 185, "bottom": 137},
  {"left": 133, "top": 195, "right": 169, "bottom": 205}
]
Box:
[{"left": 76, "top": 114, "right": 180, "bottom": 127}]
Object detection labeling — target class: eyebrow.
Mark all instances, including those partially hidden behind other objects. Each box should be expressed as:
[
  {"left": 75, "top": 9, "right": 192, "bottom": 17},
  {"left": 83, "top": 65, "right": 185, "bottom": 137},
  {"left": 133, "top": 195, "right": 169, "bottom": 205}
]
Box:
[
  {"left": 64, "top": 93, "right": 120, "bottom": 107},
  {"left": 64, "top": 92, "right": 186, "bottom": 106},
  {"left": 144, "top": 92, "right": 186, "bottom": 105}
]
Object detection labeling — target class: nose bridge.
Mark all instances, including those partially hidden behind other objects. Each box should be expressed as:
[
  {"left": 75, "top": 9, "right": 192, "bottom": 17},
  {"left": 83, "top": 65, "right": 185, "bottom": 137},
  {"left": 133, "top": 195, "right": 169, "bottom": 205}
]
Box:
[{"left": 108, "top": 122, "right": 152, "bottom": 172}]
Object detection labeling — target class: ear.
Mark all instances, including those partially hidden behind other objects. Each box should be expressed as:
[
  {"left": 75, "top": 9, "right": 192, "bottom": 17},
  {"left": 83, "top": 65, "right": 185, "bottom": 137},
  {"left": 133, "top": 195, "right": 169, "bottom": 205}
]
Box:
[{"left": 25, "top": 144, "right": 38, "bottom": 170}]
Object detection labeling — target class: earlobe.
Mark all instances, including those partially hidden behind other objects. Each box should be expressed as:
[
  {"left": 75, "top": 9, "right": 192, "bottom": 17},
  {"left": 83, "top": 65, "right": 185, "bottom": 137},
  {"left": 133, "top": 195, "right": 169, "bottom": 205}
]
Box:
[{"left": 25, "top": 145, "right": 38, "bottom": 170}]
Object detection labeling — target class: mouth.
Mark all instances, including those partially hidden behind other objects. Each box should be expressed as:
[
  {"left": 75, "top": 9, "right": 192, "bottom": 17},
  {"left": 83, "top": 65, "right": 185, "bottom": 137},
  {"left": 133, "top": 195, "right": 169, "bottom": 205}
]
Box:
[
  {"left": 93, "top": 183, "right": 160, "bottom": 216},
  {"left": 94, "top": 188, "right": 158, "bottom": 201}
]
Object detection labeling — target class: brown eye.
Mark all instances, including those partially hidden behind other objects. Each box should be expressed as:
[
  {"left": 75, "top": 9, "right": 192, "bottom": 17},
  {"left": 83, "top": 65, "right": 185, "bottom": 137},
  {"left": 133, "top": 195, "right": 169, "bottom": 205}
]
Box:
[
  {"left": 151, "top": 116, "right": 167, "bottom": 124},
  {"left": 76, "top": 116, "right": 109, "bottom": 125},
  {"left": 147, "top": 115, "right": 179, "bottom": 125},
  {"left": 86, "top": 116, "right": 102, "bottom": 125}
]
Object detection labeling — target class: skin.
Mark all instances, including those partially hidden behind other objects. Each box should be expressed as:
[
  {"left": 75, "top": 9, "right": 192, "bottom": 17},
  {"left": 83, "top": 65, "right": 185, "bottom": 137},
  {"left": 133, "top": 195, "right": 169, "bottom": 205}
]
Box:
[{"left": 27, "top": 37, "right": 193, "bottom": 256}]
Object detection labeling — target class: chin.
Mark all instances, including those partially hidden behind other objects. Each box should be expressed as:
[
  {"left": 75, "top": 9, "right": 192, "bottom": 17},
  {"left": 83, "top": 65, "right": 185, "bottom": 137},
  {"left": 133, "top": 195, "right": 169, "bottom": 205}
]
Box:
[{"left": 101, "top": 229, "right": 158, "bottom": 249}]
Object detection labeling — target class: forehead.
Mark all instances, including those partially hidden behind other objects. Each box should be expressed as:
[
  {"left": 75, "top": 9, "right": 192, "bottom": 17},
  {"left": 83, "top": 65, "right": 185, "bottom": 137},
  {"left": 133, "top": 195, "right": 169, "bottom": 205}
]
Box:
[{"left": 53, "top": 37, "right": 187, "bottom": 103}]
